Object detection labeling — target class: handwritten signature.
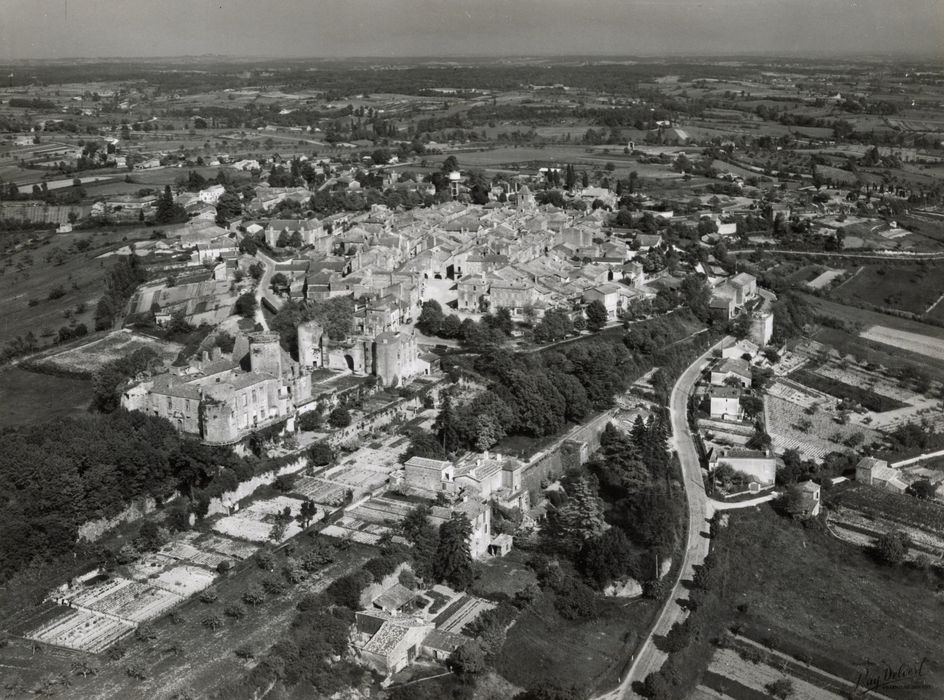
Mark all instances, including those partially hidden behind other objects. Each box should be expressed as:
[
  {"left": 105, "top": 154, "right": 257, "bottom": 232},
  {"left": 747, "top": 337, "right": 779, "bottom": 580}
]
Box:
[{"left": 853, "top": 657, "right": 931, "bottom": 696}]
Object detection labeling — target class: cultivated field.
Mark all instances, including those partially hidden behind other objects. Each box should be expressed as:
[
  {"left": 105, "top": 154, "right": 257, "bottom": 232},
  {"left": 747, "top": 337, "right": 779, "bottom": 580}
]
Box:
[
  {"left": 832, "top": 264, "right": 944, "bottom": 316},
  {"left": 861, "top": 325, "right": 944, "bottom": 362},
  {"left": 0, "top": 228, "right": 154, "bottom": 350},
  {"left": 39, "top": 330, "right": 182, "bottom": 375},
  {"left": 680, "top": 507, "right": 944, "bottom": 699}
]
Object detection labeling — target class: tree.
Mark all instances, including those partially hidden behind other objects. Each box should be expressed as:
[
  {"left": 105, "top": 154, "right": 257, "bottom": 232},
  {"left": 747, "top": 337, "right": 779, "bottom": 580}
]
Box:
[
  {"left": 215, "top": 191, "right": 242, "bottom": 224},
  {"left": 234, "top": 292, "right": 257, "bottom": 318},
  {"left": 439, "top": 314, "right": 462, "bottom": 339},
  {"left": 327, "top": 407, "right": 351, "bottom": 429},
  {"left": 578, "top": 527, "right": 637, "bottom": 589},
  {"left": 300, "top": 500, "right": 318, "bottom": 528},
  {"left": 534, "top": 309, "right": 573, "bottom": 343},
  {"left": 308, "top": 440, "right": 334, "bottom": 465},
  {"left": 155, "top": 185, "right": 185, "bottom": 224},
  {"left": 546, "top": 474, "right": 607, "bottom": 551},
  {"left": 416, "top": 300, "right": 444, "bottom": 336},
  {"left": 298, "top": 412, "right": 322, "bottom": 432},
  {"left": 448, "top": 641, "right": 486, "bottom": 676},
  {"left": 238, "top": 236, "right": 258, "bottom": 256},
  {"left": 765, "top": 678, "right": 794, "bottom": 700},
  {"left": 434, "top": 513, "right": 474, "bottom": 590},
  {"left": 909, "top": 479, "right": 936, "bottom": 500},
  {"left": 873, "top": 530, "right": 910, "bottom": 566},
  {"left": 269, "top": 272, "right": 289, "bottom": 296},
  {"left": 585, "top": 300, "right": 608, "bottom": 332}
]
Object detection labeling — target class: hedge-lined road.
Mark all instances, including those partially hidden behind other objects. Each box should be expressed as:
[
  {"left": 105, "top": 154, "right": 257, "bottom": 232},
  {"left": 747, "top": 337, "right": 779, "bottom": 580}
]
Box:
[{"left": 600, "top": 336, "right": 732, "bottom": 700}]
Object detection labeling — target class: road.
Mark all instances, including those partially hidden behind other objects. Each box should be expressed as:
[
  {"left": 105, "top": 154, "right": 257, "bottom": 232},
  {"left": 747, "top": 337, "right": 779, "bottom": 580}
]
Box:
[
  {"left": 250, "top": 249, "right": 285, "bottom": 330},
  {"left": 600, "top": 336, "right": 733, "bottom": 700},
  {"left": 727, "top": 248, "right": 944, "bottom": 261}
]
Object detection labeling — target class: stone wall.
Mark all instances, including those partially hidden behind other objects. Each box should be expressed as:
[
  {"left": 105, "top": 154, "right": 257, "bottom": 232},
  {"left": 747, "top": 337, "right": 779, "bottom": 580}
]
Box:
[
  {"left": 206, "top": 456, "right": 308, "bottom": 517},
  {"left": 520, "top": 409, "right": 615, "bottom": 501},
  {"left": 77, "top": 496, "right": 162, "bottom": 542}
]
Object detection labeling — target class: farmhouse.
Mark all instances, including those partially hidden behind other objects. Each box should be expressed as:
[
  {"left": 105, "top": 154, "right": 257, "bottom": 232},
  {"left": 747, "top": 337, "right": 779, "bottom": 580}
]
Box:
[
  {"left": 404, "top": 456, "right": 456, "bottom": 496},
  {"left": 708, "top": 386, "right": 741, "bottom": 420},
  {"left": 791, "top": 481, "right": 822, "bottom": 518},
  {"left": 353, "top": 611, "right": 433, "bottom": 675},
  {"left": 855, "top": 457, "right": 908, "bottom": 494},
  {"left": 713, "top": 272, "right": 757, "bottom": 307},
  {"left": 710, "top": 357, "right": 752, "bottom": 387}
]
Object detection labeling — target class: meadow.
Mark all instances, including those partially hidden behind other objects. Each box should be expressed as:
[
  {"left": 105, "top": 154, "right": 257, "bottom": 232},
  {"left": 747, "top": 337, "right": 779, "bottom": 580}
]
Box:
[{"left": 0, "top": 367, "right": 92, "bottom": 427}]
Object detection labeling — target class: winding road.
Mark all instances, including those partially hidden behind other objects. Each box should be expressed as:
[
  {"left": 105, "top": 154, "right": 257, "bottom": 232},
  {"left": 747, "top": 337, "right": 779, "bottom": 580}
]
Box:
[{"left": 599, "top": 335, "right": 733, "bottom": 700}]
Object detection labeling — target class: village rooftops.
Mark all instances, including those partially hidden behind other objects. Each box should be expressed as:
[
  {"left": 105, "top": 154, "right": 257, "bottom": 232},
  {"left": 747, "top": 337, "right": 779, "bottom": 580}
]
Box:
[
  {"left": 404, "top": 456, "right": 453, "bottom": 472},
  {"left": 715, "top": 357, "right": 752, "bottom": 379},
  {"left": 372, "top": 583, "right": 416, "bottom": 613}
]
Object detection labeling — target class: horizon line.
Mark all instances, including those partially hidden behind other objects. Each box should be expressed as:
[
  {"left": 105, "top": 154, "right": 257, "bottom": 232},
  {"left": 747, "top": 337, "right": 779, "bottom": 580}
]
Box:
[{"left": 2, "top": 51, "right": 943, "bottom": 64}]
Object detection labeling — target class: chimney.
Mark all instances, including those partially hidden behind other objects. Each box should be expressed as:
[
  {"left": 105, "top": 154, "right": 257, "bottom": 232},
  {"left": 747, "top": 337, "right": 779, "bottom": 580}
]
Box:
[
  {"left": 202, "top": 350, "right": 210, "bottom": 364},
  {"left": 211, "top": 346, "right": 222, "bottom": 361}
]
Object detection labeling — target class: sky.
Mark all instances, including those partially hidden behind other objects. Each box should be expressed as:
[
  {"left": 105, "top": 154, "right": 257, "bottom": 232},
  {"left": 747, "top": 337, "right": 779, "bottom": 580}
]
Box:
[{"left": 1, "top": 0, "right": 942, "bottom": 61}]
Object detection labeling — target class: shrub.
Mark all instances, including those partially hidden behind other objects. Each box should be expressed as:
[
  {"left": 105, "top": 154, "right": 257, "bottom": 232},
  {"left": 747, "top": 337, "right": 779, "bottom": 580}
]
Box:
[
  {"left": 256, "top": 551, "right": 276, "bottom": 571},
  {"left": 765, "top": 678, "right": 794, "bottom": 699},
  {"left": 262, "top": 575, "right": 288, "bottom": 596},
  {"left": 202, "top": 613, "right": 224, "bottom": 630},
  {"left": 224, "top": 604, "right": 246, "bottom": 620},
  {"left": 325, "top": 570, "right": 373, "bottom": 609},
  {"left": 298, "top": 412, "right": 322, "bottom": 432},
  {"left": 328, "top": 407, "right": 352, "bottom": 429},
  {"left": 199, "top": 590, "right": 218, "bottom": 604},
  {"left": 243, "top": 585, "right": 265, "bottom": 607}
]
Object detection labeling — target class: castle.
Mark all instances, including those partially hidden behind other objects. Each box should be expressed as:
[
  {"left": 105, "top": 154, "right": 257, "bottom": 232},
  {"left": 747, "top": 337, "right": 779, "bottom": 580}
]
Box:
[
  {"left": 121, "top": 318, "right": 435, "bottom": 443},
  {"left": 298, "top": 320, "right": 432, "bottom": 387},
  {"left": 121, "top": 331, "right": 312, "bottom": 444}
]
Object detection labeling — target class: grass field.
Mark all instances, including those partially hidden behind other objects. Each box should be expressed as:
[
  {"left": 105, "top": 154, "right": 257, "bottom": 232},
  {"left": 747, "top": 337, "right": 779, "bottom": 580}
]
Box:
[
  {"left": 862, "top": 326, "right": 944, "bottom": 362},
  {"left": 804, "top": 294, "right": 944, "bottom": 340},
  {"left": 0, "top": 367, "right": 92, "bottom": 426},
  {"left": 0, "top": 228, "right": 153, "bottom": 349},
  {"left": 497, "top": 592, "right": 657, "bottom": 695},
  {"left": 831, "top": 264, "right": 944, "bottom": 316},
  {"left": 660, "top": 505, "right": 944, "bottom": 699}
]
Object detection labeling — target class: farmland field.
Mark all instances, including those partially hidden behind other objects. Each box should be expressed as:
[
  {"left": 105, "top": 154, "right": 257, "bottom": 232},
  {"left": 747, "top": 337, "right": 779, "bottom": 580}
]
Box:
[
  {"left": 803, "top": 294, "right": 944, "bottom": 339},
  {"left": 0, "top": 228, "right": 153, "bottom": 350},
  {"left": 38, "top": 330, "right": 183, "bottom": 375},
  {"left": 789, "top": 367, "right": 909, "bottom": 412},
  {"left": 831, "top": 264, "right": 944, "bottom": 316},
  {"left": 0, "top": 535, "right": 376, "bottom": 700},
  {"left": 497, "top": 592, "right": 657, "bottom": 695},
  {"left": 660, "top": 506, "right": 944, "bottom": 699},
  {"left": 861, "top": 325, "right": 944, "bottom": 362},
  {"left": 828, "top": 481, "right": 944, "bottom": 535},
  {"left": 0, "top": 367, "right": 92, "bottom": 426}
]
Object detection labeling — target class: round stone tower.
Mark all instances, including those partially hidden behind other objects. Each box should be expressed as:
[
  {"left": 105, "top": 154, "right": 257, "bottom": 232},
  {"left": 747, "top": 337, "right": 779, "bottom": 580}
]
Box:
[
  {"left": 373, "top": 331, "right": 402, "bottom": 387},
  {"left": 297, "top": 320, "right": 324, "bottom": 369}
]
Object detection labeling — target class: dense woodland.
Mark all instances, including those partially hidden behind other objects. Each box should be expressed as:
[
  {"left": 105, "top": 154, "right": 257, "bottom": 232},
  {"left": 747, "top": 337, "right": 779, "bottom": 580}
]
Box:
[
  {"left": 424, "top": 311, "right": 713, "bottom": 454},
  {"left": 0, "top": 410, "right": 303, "bottom": 582}
]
